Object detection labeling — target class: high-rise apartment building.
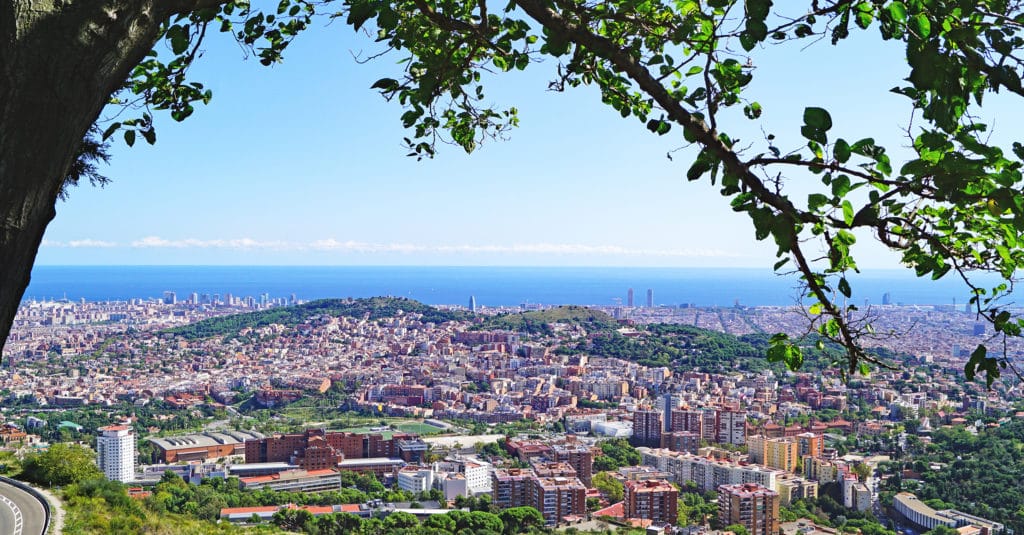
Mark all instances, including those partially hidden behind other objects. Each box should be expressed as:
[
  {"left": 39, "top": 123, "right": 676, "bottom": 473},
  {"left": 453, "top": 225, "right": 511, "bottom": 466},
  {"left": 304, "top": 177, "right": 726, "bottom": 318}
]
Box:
[
  {"left": 748, "top": 436, "right": 799, "bottom": 472},
  {"left": 661, "top": 431, "right": 701, "bottom": 454},
  {"left": 551, "top": 443, "right": 596, "bottom": 486},
  {"left": 531, "top": 477, "right": 586, "bottom": 525},
  {"left": 747, "top": 435, "right": 767, "bottom": 465},
  {"left": 717, "top": 410, "right": 746, "bottom": 445},
  {"left": 661, "top": 393, "right": 680, "bottom": 433},
  {"left": 670, "top": 409, "right": 704, "bottom": 434},
  {"left": 718, "top": 483, "right": 780, "bottom": 535},
  {"left": 632, "top": 410, "right": 663, "bottom": 448},
  {"left": 492, "top": 468, "right": 533, "bottom": 509},
  {"left": 492, "top": 469, "right": 586, "bottom": 525},
  {"left": 765, "top": 438, "right": 798, "bottom": 472},
  {"left": 702, "top": 409, "right": 719, "bottom": 442},
  {"left": 796, "top": 432, "right": 824, "bottom": 459},
  {"left": 624, "top": 479, "right": 679, "bottom": 525},
  {"left": 97, "top": 425, "right": 136, "bottom": 482},
  {"left": 646, "top": 288, "right": 654, "bottom": 307}
]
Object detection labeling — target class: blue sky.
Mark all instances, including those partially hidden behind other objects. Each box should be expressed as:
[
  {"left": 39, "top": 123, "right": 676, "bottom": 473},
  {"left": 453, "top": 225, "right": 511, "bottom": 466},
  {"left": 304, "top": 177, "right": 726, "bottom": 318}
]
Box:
[{"left": 35, "top": 14, "right": 1024, "bottom": 267}]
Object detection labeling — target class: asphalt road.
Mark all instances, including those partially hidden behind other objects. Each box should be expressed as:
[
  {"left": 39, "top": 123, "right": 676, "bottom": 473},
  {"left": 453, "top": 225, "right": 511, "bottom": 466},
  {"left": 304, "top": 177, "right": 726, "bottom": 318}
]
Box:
[{"left": 0, "top": 480, "right": 46, "bottom": 535}]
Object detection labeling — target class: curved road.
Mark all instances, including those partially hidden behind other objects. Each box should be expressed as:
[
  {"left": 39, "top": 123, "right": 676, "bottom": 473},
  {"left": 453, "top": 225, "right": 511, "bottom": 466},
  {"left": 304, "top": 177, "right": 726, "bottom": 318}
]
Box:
[{"left": 0, "top": 480, "right": 46, "bottom": 535}]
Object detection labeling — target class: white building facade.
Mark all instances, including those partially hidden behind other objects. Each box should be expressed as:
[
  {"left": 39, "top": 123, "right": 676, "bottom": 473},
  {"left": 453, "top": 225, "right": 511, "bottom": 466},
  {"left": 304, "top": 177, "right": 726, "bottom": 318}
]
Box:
[{"left": 97, "top": 425, "right": 136, "bottom": 482}]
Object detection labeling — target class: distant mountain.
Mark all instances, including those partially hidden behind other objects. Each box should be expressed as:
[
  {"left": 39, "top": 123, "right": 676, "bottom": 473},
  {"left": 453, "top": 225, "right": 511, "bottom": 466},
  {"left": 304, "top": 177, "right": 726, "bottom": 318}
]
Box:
[{"left": 165, "top": 297, "right": 471, "bottom": 340}]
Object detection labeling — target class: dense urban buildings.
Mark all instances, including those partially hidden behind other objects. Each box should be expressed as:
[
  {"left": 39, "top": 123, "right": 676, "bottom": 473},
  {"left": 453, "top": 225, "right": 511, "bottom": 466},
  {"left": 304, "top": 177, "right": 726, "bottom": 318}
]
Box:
[{"left": 2, "top": 295, "right": 1023, "bottom": 533}]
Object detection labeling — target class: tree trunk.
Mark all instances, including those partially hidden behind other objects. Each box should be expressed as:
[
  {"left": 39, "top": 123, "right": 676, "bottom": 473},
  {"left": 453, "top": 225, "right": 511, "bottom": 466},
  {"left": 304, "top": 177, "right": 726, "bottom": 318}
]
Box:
[{"left": 0, "top": 1, "right": 206, "bottom": 356}]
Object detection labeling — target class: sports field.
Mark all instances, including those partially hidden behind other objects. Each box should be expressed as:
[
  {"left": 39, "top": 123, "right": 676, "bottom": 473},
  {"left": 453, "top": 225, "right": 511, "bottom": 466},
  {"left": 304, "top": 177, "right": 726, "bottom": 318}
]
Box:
[{"left": 336, "top": 420, "right": 445, "bottom": 437}]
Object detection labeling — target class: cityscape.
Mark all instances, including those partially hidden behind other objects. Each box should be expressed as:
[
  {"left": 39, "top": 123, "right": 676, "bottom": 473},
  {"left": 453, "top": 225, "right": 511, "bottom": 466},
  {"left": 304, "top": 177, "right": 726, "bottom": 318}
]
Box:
[
  {"left": 6, "top": 1, "right": 1024, "bottom": 535},
  {"left": 1, "top": 284, "right": 1022, "bottom": 534}
]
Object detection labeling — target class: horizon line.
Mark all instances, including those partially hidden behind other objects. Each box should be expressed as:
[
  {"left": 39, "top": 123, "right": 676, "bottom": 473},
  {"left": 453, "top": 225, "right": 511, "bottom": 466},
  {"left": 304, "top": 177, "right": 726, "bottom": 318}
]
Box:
[{"left": 29, "top": 264, "right": 926, "bottom": 272}]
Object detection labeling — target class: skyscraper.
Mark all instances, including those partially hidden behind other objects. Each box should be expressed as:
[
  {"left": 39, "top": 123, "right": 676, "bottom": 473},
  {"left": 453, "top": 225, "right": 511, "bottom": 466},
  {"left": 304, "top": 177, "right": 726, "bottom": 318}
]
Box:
[
  {"left": 469, "top": 295, "right": 477, "bottom": 313},
  {"left": 646, "top": 288, "right": 654, "bottom": 307},
  {"left": 627, "top": 288, "right": 634, "bottom": 307},
  {"left": 97, "top": 425, "right": 136, "bottom": 482},
  {"left": 882, "top": 292, "right": 891, "bottom": 305}
]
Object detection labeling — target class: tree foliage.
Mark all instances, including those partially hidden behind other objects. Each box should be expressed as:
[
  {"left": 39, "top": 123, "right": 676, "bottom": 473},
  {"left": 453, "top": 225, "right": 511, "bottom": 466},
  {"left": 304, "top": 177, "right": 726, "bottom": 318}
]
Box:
[
  {"left": 497, "top": 506, "right": 545, "bottom": 535},
  {"left": 592, "top": 471, "right": 625, "bottom": 503},
  {"left": 594, "top": 438, "right": 641, "bottom": 471},
  {"left": 165, "top": 297, "right": 470, "bottom": 340},
  {"left": 20, "top": 443, "right": 102, "bottom": 487},
  {"left": 913, "top": 419, "right": 1024, "bottom": 534}
]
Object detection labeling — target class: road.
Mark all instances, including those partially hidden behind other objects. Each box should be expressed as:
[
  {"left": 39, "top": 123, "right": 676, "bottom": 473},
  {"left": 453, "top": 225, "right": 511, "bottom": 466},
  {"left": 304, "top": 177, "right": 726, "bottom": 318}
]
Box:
[{"left": 0, "top": 480, "right": 46, "bottom": 535}]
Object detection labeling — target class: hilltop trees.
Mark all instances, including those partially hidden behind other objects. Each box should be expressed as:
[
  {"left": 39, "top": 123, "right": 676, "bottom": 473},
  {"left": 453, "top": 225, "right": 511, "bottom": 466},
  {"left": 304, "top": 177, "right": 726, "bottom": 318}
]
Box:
[{"left": 6, "top": 1, "right": 1024, "bottom": 385}]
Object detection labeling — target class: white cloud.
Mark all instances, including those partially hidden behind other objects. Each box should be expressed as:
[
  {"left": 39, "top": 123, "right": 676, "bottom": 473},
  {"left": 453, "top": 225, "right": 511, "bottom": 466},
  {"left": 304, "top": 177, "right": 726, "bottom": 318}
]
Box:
[
  {"left": 131, "top": 236, "right": 291, "bottom": 249},
  {"left": 135, "top": 236, "right": 740, "bottom": 257},
  {"left": 43, "top": 236, "right": 742, "bottom": 258},
  {"left": 41, "top": 239, "right": 117, "bottom": 248}
]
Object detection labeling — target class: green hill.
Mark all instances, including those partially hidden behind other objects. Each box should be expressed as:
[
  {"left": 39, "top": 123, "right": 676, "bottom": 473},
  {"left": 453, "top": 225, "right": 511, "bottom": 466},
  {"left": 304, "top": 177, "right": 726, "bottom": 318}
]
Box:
[
  {"left": 165, "top": 297, "right": 470, "bottom": 340},
  {"left": 478, "top": 305, "right": 619, "bottom": 334}
]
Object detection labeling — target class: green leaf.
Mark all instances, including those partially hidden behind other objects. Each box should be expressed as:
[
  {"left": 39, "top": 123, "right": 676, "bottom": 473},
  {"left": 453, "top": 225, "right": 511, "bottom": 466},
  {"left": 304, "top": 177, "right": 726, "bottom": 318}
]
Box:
[
  {"left": 888, "top": 1, "right": 907, "bottom": 23},
  {"left": 809, "top": 303, "right": 822, "bottom": 315},
  {"left": 910, "top": 13, "right": 930, "bottom": 38},
  {"left": 801, "top": 125, "right": 827, "bottom": 144},
  {"left": 346, "top": 2, "right": 377, "bottom": 31},
  {"left": 167, "top": 24, "right": 190, "bottom": 55},
  {"left": 834, "top": 139, "right": 851, "bottom": 163},
  {"left": 370, "top": 78, "right": 398, "bottom": 90},
  {"left": 842, "top": 200, "right": 855, "bottom": 225},
  {"left": 831, "top": 175, "right": 852, "bottom": 197},
  {"left": 854, "top": 2, "right": 873, "bottom": 29},
  {"left": 803, "top": 107, "right": 833, "bottom": 130},
  {"left": 808, "top": 193, "right": 829, "bottom": 211},
  {"left": 838, "top": 277, "right": 852, "bottom": 298},
  {"left": 124, "top": 129, "right": 136, "bottom": 147},
  {"left": 102, "top": 122, "right": 121, "bottom": 141}
]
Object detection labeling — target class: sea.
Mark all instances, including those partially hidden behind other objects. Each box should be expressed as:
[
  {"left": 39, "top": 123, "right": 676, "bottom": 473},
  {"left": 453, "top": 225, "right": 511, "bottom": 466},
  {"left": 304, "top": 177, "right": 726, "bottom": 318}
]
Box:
[{"left": 20, "top": 265, "right": 1008, "bottom": 308}]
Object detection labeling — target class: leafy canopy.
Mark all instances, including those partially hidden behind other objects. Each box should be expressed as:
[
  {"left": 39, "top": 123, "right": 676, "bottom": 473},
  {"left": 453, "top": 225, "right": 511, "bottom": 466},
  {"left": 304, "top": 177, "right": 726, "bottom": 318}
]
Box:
[{"left": 108, "top": 0, "right": 1024, "bottom": 385}]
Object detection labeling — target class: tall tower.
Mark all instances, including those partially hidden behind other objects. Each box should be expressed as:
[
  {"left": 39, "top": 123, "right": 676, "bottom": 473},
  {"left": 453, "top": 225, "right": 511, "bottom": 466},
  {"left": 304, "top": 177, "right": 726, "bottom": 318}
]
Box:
[
  {"left": 646, "top": 289, "right": 654, "bottom": 308},
  {"left": 661, "top": 393, "right": 676, "bottom": 433},
  {"left": 469, "top": 295, "right": 477, "bottom": 313},
  {"left": 627, "top": 288, "right": 634, "bottom": 307},
  {"left": 97, "top": 425, "right": 136, "bottom": 482}
]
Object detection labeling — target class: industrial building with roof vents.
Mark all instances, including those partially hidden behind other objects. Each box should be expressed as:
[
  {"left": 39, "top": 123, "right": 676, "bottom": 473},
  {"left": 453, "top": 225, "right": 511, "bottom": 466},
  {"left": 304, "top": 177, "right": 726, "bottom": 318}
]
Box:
[{"left": 147, "top": 430, "right": 265, "bottom": 463}]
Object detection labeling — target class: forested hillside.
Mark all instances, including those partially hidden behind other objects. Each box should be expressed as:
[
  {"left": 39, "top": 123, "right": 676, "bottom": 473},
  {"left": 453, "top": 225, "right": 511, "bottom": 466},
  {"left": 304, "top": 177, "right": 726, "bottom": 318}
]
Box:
[{"left": 166, "top": 297, "right": 471, "bottom": 339}]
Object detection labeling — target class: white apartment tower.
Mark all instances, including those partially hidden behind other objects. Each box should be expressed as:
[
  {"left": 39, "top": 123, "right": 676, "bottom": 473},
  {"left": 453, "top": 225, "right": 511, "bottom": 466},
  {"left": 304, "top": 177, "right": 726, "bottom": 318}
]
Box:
[{"left": 97, "top": 425, "right": 136, "bottom": 482}]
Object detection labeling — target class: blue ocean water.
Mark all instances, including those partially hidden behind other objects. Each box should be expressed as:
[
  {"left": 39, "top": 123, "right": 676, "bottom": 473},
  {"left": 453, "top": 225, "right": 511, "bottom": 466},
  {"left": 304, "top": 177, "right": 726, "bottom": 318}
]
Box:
[{"left": 21, "top": 265, "right": 1004, "bottom": 307}]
